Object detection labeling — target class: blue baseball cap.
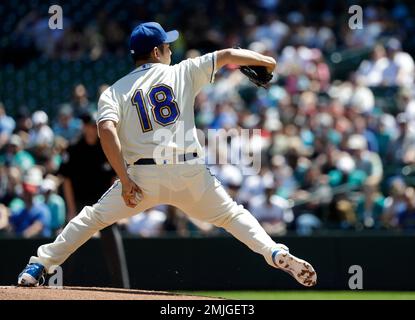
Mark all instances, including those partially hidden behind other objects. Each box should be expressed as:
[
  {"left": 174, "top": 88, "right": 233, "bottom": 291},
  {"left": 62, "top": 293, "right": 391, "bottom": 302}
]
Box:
[{"left": 129, "top": 22, "right": 179, "bottom": 56}]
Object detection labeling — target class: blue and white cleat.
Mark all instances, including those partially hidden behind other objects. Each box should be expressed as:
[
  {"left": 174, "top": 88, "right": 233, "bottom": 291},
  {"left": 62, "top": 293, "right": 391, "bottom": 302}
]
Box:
[
  {"left": 272, "top": 247, "right": 317, "bottom": 287},
  {"left": 17, "top": 263, "right": 46, "bottom": 287}
]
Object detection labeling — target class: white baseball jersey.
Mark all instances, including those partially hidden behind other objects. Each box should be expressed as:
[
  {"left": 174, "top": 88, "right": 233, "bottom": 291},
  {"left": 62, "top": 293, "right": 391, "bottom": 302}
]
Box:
[{"left": 97, "top": 52, "right": 217, "bottom": 164}]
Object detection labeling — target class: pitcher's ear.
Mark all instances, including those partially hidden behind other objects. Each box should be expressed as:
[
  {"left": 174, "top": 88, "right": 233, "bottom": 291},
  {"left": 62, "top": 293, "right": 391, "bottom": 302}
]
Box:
[{"left": 153, "top": 46, "right": 160, "bottom": 59}]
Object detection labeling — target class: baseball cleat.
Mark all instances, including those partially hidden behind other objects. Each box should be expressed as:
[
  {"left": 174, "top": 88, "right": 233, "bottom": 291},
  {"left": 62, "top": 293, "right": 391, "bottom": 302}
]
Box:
[
  {"left": 272, "top": 249, "right": 317, "bottom": 287},
  {"left": 17, "top": 263, "right": 46, "bottom": 287}
]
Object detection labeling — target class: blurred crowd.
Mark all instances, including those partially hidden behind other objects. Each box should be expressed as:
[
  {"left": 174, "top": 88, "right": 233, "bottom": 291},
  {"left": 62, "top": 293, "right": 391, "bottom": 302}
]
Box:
[
  {"left": 2, "top": 1, "right": 415, "bottom": 63},
  {"left": 1, "top": 0, "right": 415, "bottom": 238},
  {"left": 192, "top": 34, "right": 415, "bottom": 235}
]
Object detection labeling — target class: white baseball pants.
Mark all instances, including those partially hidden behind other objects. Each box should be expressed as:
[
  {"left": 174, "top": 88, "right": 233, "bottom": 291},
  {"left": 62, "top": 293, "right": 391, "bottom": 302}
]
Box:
[{"left": 30, "top": 164, "right": 279, "bottom": 271}]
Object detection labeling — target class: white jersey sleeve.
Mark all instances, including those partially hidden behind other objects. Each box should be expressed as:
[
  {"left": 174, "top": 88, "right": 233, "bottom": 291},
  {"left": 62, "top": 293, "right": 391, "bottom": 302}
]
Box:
[
  {"left": 177, "top": 52, "right": 217, "bottom": 95},
  {"left": 97, "top": 87, "right": 121, "bottom": 124}
]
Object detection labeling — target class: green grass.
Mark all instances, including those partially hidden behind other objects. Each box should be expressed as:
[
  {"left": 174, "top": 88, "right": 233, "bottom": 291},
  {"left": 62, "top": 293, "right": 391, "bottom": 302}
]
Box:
[{"left": 181, "top": 291, "right": 415, "bottom": 300}]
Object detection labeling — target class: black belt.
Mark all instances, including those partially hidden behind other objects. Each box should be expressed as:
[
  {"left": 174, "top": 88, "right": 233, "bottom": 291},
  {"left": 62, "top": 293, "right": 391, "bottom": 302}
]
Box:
[{"left": 133, "top": 152, "right": 198, "bottom": 165}]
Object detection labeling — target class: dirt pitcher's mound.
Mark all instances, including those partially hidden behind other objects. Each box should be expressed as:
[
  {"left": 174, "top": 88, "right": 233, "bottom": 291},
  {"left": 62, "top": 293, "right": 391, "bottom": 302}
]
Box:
[{"left": 0, "top": 286, "right": 221, "bottom": 300}]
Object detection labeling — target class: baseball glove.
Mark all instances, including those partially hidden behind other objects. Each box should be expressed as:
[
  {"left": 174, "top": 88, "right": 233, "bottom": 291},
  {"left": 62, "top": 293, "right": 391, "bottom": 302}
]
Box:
[{"left": 239, "top": 65, "right": 273, "bottom": 88}]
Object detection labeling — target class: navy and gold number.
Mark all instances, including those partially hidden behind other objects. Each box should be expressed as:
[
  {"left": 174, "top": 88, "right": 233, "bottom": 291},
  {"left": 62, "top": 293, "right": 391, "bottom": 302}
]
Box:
[
  {"left": 131, "top": 84, "right": 180, "bottom": 133},
  {"left": 149, "top": 85, "right": 180, "bottom": 126},
  {"left": 131, "top": 89, "right": 153, "bottom": 132}
]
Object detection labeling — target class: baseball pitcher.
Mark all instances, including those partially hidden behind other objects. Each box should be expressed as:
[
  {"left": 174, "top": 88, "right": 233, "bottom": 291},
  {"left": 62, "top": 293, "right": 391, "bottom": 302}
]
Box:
[{"left": 18, "top": 22, "right": 317, "bottom": 287}]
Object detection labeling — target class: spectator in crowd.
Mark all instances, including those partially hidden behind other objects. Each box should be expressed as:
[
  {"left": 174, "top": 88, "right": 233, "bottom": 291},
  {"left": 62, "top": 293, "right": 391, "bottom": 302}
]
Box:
[
  {"left": 397, "top": 187, "right": 415, "bottom": 230},
  {"left": 38, "top": 177, "right": 65, "bottom": 234},
  {"left": 347, "top": 134, "right": 383, "bottom": 185},
  {"left": 375, "top": 114, "right": 394, "bottom": 161},
  {"left": 70, "top": 84, "right": 96, "bottom": 117},
  {"left": 382, "top": 178, "right": 408, "bottom": 228},
  {"left": 0, "top": 103, "right": 16, "bottom": 149},
  {"left": 356, "top": 44, "right": 390, "bottom": 87},
  {"left": 384, "top": 38, "right": 415, "bottom": 88},
  {"left": 355, "top": 179, "right": 386, "bottom": 229},
  {"left": 55, "top": 25, "right": 85, "bottom": 61},
  {"left": 0, "top": 166, "right": 22, "bottom": 207},
  {"left": 353, "top": 115, "right": 379, "bottom": 153},
  {"left": 8, "top": 167, "right": 51, "bottom": 238},
  {"left": 329, "top": 195, "right": 357, "bottom": 229},
  {"left": 52, "top": 105, "right": 82, "bottom": 144},
  {"left": 388, "top": 113, "right": 415, "bottom": 168},
  {"left": 13, "top": 109, "right": 33, "bottom": 136},
  {"left": 237, "top": 165, "right": 275, "bottom": 207},
  {"left": 0, "top": 134, "right": 35, "bottom": 172},
  {"left": 248, "top": 178, "right": 293, "bottom": 236},
  {"left": 28, "top": 110, "right": 54, "bottom": 149},
  {"left": 126, "top": 209, "right": 166, "bottom": 237},
  {"left": 251, "top": 14, "right": 289, "bottom": 53},
  {"left": 216, "top": 164, "right": 243, "bottom": 198},
  {"left": 349, "top": 76, "right": 375, "bottom": 115},
  {"left": 399, "top": 88, "right": 415, "bottom": 121},
  {"left": 42, "top": 137, "right": 68, "bottom": 175},
  {"left": 161, "top": 206, "right": 194, "bottom": 237},
  {"left": 0, "top": 204, "right": 10, "bottom": 235},
  {"left": 295, "top": 212, "right": 322, "bottom": 236},
  {"left": 27, "top": 111, "right": 55, "bottom": 167}
]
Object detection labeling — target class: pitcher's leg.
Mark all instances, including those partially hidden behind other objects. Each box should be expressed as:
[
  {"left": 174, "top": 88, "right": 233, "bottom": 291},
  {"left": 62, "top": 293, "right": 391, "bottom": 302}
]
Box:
[
  {"left": 29, "top": 180, "right": 153, "bottom": 271},
  {"left": 191, "top": 197, "right": 279, "bottom": 267},
  {"left": 176, "top": 169, "right": 279, "bottom": 267},
  {"left": 29, "top": 205, "right": 110, "bottom": 270},
  {"left": 177, "top": 168, "right": 317, "bottom": 286},
  {"left": 213, "top": 204, "right": 281, "bottom": 267}
]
